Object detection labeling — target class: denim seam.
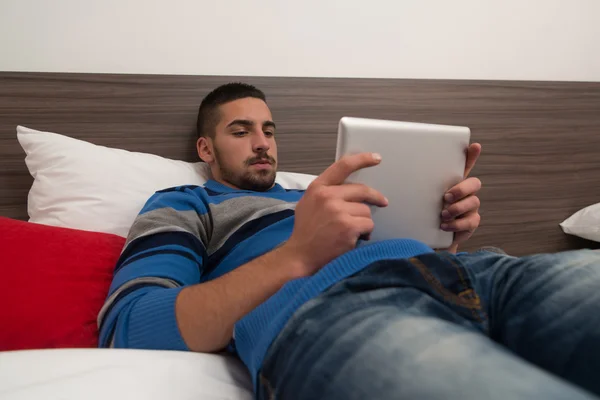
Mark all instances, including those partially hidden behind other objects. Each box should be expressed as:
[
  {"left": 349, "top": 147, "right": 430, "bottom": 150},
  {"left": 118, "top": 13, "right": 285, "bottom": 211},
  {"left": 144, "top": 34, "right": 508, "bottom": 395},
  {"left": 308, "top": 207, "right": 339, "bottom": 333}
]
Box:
[
  {"left": 259, "top": 372, "right": 276, "bottom": 400},
  {"left": 441, "top": 253, "right": 490, "bottom": 324},
  {"left": 408, "top": 256, "right": 482, "bottom": 310}
]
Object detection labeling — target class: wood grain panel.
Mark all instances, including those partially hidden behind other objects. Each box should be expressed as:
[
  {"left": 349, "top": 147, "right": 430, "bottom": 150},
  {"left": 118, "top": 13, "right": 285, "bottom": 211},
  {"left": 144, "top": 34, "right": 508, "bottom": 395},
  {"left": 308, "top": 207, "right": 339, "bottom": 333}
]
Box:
[{"left": 1, "top": 72, "right": 599, "bottom": 255}]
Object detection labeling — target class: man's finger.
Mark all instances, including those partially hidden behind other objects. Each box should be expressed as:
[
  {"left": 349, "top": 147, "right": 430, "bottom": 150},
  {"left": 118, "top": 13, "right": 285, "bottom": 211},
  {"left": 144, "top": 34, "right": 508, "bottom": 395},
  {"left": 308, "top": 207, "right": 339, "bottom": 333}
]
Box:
[
  {"left": 441, "top": 210, "right": 480, "bottom": 232},
  {"left": 444, "top": 177, "right": 482, "bottom": 204},
  {"left": 441, "top": 195, "right": 481, "bottom": 221},
  {"left": 314, "top": 153, "right": 382, "bottom": 187},
  {"left": 334, "top": 183, "right": 388, "bottom": 207},
  {"left": 353, "top": 216, "right": 376, "bottom": 238},
  {"left": 342, "top": 202, "right": 374, "bottom": 218},
  {"left": 464, "top": 143, "right": 482, "bottom": 178}
]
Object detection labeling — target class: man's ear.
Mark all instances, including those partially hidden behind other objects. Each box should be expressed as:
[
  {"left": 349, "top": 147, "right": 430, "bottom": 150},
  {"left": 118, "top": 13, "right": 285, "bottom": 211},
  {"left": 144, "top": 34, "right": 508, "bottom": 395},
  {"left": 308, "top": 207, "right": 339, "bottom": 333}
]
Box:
[{"left": 197, "top": 137, "right": 215, "bottom": 163}]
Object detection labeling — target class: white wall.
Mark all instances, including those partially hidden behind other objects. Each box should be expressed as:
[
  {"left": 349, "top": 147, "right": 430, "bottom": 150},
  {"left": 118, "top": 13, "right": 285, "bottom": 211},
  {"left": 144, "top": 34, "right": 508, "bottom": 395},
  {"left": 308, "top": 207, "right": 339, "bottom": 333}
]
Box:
[{"left": 1, "top": 0, "right": 599, "bottom": 81}]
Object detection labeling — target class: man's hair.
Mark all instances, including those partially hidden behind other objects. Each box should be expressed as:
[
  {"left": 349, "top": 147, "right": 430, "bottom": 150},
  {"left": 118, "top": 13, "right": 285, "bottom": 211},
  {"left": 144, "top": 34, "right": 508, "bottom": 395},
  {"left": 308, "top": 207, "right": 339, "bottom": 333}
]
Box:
[{"left": 196, "top": 82, "right": 266, "bottom": 139}]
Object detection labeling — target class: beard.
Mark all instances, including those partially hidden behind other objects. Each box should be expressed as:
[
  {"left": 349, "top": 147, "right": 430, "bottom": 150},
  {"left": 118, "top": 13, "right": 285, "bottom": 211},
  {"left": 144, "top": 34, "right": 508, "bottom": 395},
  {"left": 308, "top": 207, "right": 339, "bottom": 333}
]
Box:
[{"left": 214, "top": 147, "right": 277, "bottom": 192}]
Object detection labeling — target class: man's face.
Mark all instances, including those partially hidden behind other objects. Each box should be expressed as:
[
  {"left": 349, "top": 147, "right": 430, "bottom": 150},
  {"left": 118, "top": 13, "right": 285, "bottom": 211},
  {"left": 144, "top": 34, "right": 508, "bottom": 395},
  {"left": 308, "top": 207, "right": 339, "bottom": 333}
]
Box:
[{"left": 202, "top": 97, "right": 278, "bottom": 191}]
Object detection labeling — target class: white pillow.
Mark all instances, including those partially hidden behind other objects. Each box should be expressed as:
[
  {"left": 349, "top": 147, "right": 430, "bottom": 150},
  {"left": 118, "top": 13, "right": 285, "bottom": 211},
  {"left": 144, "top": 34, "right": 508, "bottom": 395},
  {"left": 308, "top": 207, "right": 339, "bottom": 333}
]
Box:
[
  {"left": 17, "top": 126, "right": 316, "bottom": 237},
  {"left": 0, "top": 348, "right": 252, "bottom": 400},
  {"left": 560, "top": 203, "right": 600, "bottom": 242}
]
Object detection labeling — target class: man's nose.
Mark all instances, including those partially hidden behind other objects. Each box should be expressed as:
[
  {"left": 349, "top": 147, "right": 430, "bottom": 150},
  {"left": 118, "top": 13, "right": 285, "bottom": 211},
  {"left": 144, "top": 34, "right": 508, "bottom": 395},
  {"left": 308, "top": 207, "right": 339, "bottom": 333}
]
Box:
[{"left": 252, "top": 132, "right": 270, "bottom": 153}]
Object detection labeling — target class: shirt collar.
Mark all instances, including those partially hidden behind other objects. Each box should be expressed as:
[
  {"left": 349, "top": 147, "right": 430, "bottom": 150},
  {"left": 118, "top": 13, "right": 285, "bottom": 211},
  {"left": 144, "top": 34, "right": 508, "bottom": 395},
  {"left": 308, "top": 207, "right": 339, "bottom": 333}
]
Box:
[{"left": 204, "top": 179, "right": 285, "bottom": 194}]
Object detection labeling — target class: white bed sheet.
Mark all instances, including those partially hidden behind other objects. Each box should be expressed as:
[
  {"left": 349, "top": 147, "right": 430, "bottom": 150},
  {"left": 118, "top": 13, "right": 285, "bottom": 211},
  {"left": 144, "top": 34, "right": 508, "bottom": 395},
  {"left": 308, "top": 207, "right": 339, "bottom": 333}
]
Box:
[{"left": 0, "top": 348, "right": 253, "bottom": 400}]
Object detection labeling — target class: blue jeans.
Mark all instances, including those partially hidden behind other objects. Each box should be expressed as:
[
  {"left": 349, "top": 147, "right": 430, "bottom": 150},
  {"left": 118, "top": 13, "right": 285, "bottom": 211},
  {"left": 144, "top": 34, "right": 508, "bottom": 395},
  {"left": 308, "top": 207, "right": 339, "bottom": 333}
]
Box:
[{"left": 258, "top": 249, "right": 600, "bottom": 400}]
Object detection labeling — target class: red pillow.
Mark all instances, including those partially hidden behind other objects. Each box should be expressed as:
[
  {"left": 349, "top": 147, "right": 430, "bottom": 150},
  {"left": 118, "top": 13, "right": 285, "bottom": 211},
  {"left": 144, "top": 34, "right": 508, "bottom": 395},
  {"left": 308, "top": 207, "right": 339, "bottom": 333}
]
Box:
[{"left": 0, "top": 217, "right": 125, "bottom": 350}]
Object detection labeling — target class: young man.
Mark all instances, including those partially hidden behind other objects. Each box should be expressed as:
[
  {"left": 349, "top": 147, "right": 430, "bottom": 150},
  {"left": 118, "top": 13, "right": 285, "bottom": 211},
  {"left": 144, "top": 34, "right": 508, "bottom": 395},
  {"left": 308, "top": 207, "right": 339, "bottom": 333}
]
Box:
[{"left": 99, "top": 83, "right": 600, "bottom": 400}]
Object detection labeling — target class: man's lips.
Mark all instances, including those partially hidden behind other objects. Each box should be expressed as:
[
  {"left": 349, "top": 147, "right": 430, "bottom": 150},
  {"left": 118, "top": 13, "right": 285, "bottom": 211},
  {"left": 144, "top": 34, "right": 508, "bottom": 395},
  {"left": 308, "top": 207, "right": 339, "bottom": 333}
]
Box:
[{"left": 250, "top": 159, "right": 273, "bottom": 169}]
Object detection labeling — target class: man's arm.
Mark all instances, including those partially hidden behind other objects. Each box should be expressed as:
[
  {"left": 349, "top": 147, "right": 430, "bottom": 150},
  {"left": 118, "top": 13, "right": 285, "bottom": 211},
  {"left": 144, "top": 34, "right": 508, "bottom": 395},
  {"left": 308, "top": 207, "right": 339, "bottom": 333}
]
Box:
[
  {"left": 99, "top": 225, "right": 305, "bottom": 352},
  {"left": 176, "top": 244, "right": 305, "bottom": 352}
]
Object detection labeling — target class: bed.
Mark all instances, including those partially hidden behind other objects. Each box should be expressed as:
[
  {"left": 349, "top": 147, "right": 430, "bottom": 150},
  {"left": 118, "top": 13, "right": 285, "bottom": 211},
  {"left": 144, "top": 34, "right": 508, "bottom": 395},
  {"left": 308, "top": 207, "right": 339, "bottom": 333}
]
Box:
[{"left": 1, "top": 72, "right": 599, "bottom": 399}]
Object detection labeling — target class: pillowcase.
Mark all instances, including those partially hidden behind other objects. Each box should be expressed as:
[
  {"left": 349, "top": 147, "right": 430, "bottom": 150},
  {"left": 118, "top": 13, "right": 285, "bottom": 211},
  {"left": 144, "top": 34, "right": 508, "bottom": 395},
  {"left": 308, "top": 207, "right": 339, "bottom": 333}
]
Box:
[
  {"left": 17, "top": 126, "right": 316, "bottom": 237},
  {"left": 0, "top": 217, "right": 126, "bottom": 350},
  {"left": 560, "top": 203, "right": 600, "bottom": 242}
]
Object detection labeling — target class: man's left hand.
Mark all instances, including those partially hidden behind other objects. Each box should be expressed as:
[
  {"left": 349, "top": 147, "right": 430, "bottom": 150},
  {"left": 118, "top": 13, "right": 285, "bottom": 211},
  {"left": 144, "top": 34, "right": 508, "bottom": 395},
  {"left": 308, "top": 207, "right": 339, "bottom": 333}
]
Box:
[{"left": 441, "top": 143, "right": 482, "bottom": 253}]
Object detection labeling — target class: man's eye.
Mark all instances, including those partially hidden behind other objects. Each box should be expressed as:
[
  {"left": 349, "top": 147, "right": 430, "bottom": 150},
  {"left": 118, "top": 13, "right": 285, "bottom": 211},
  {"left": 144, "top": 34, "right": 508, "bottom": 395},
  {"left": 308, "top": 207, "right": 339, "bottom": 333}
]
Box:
[
  {"left": 233, "top": 131, "right": 247, "bottom": 137},
  {"left": 264, "top": 131, "right": 275, "bottom": 137}
]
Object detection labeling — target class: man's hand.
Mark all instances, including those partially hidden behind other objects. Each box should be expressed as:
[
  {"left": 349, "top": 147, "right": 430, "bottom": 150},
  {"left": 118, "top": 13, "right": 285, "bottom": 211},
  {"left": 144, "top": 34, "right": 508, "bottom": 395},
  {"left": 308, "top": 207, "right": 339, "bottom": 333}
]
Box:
[
  {"left": 440, "top": 143, "right": 483, "bottom": 253},
  {"left": 283, "top": 152, "right": 388, "bottom": 277}
]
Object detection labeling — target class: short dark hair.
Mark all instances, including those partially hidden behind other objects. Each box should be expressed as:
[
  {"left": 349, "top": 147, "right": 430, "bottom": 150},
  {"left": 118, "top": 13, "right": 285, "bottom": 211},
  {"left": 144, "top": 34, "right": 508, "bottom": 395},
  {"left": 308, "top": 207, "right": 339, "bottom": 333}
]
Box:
[{"left": 196, "top": 82, "right": 266, "bottom": 139}]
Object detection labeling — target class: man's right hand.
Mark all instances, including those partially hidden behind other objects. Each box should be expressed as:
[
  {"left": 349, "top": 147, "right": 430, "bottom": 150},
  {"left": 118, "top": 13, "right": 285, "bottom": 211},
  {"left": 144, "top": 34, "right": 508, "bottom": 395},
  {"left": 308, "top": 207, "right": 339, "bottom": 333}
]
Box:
[{"left": 283, "top": 152, "right": 388, "bottom": 278}]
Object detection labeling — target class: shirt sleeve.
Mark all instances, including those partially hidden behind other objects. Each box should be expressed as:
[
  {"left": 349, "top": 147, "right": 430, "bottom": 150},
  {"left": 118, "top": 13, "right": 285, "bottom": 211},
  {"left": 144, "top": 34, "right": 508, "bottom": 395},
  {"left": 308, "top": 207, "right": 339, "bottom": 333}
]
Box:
[{"left": 97, "top": 187, "right": 211, "bottom": 350}]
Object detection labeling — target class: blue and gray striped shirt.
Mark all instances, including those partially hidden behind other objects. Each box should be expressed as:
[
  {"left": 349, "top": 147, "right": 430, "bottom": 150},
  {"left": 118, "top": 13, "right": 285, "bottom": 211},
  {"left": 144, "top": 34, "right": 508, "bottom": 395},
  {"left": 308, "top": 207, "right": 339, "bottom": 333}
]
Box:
[{"left": 98, "top": 179, "right": 433, "bottom": 390}]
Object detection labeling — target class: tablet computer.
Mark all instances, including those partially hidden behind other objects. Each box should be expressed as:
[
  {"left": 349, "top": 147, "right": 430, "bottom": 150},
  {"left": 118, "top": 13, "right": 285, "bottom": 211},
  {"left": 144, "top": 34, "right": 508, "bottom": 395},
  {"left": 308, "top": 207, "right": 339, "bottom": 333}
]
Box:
[{"left": 335, "top": 117, "right": 470, "bottom": 248}]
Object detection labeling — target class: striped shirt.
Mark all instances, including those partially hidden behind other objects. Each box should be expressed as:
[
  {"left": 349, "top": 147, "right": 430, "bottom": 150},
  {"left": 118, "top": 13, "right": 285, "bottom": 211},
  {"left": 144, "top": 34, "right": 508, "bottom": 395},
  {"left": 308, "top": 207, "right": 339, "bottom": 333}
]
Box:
[{"left": 98, "top": 179, "right": 433, "bottom": 391}]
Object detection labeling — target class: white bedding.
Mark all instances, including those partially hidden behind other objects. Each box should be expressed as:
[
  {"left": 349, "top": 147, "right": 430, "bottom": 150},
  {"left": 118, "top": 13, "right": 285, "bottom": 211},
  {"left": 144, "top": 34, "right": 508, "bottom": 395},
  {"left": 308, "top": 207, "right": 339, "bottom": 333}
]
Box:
[{"left": 0, "top": 349, "right": 253, "bottom": 400}]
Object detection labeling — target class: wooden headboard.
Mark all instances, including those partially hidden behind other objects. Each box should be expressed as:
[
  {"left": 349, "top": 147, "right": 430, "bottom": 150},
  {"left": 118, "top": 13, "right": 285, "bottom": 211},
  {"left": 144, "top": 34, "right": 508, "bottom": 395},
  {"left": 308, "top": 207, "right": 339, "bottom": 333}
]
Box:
[{"left": 1, "top": 72, "right": 599, "bottom": 255}]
